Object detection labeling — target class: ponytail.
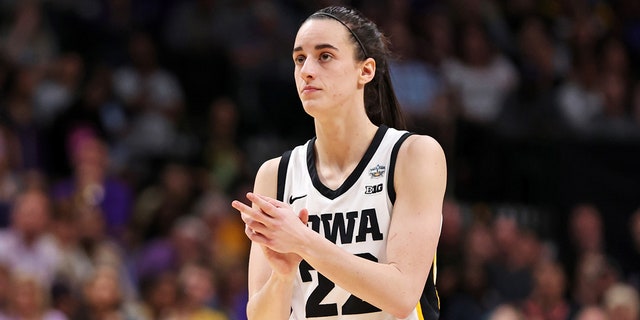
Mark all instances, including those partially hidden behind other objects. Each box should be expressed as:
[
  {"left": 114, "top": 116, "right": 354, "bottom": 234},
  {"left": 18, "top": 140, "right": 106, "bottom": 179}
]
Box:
[{"left": 366, "top": 61, "right": 406, "bottom": 130}]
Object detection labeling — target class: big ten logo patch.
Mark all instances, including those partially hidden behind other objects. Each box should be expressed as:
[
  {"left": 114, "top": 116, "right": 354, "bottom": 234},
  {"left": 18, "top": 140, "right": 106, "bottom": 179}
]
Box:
[{"left": 365, "top": 183, "right": 383, "bottom": 194}]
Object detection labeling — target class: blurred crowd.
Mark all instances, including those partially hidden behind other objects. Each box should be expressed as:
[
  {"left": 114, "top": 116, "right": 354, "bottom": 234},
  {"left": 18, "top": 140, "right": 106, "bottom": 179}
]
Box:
[{"left": 0, "top": 0, "right": 639, "bottom": 319}]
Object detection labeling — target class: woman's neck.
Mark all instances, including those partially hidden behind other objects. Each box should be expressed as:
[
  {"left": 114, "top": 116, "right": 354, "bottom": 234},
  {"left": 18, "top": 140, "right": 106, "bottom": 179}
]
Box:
[{"left": 313, "top": 119, "right": 378, "bottom": 189}]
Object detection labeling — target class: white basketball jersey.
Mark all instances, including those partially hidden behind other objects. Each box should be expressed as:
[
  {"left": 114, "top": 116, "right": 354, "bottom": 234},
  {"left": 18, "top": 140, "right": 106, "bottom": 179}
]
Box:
[{"left": 277, "top": 125, "right": 439, "bottom": 320}]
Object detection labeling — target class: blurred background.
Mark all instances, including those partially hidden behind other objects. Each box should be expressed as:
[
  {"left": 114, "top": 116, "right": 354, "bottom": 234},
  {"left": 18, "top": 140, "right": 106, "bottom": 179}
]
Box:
[{"left": 0, "top": 0, "right": 639, "bottom": 319}]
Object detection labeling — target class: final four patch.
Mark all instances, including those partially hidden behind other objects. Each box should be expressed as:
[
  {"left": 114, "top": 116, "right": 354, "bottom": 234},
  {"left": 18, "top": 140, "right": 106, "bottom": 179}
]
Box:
[{"left": 369, "top": 164, "right": 386, "bottom": 178}]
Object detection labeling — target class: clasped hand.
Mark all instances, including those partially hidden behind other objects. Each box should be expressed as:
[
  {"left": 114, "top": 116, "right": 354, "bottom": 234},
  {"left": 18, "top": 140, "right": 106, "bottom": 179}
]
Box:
[{"left": 232, "top": 192, "right": 310, "bottom": 276}]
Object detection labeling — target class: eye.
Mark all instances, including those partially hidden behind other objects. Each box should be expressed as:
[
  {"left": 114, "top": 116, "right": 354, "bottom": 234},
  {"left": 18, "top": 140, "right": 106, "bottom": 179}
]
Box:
[
  {"left": 294, "top": 55, "right": 306, "bottom": 65},
  {"left": 319, "top": 53, "right": 333, "bottom": 62}
]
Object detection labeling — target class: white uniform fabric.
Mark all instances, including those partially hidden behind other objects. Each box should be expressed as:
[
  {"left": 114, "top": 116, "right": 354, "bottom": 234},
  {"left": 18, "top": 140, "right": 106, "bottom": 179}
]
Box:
[{"left": 278, "top": 125, "right": 435, "bottom": 320}]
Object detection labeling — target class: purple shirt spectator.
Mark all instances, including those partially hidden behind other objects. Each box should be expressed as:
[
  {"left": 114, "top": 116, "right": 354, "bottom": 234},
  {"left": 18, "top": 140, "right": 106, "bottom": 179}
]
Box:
[
  {"left": 50, "top": 128, "right": 133, "bottom": 239},
  {"left": 51, "top": 176, "right": 133, "bottom": 239}
]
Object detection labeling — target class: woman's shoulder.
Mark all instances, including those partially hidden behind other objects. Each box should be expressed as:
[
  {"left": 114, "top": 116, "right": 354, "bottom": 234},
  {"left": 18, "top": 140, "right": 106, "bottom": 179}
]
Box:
[
  {"left": 397, "top": 134, "right": 446, "bottom": 168},
  {"left": 254, "top": 139, "right": 312, "bottom": 197},
  {"left": 253, "top": 156, "right": 284, "bottom": 198},
  {"left": 393, "top": 133, "right": 447, "bottom": 200},
  {"left": 257, "top": 157, "right": 281, "bottom": 176},
  {"left": 256, "top": 140, "right": 310, "bottom": 177}
]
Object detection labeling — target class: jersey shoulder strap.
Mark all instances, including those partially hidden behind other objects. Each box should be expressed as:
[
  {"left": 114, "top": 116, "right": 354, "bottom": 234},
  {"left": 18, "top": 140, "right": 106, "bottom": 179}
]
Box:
[
  {"left": 276, "top": 150, "right": 292, "bottom": 202},
  {"left": 387, "top": 131, "right": 414, "bottom": 204}
]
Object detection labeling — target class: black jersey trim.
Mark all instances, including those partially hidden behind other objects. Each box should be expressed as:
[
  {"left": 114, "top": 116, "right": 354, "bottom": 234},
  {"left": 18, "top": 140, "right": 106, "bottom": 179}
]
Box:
[
  {"left": 419, "top": 262, "right": 441, "bottom": 320},
  {"left": 307, "top": 125, "right": 389, "bottom": 200},
  {"left": 387, "top": 132, "right": 414, "bottom": 204},
  {"left": 277, "top": 150, "right": 292, "bottom": 202}
]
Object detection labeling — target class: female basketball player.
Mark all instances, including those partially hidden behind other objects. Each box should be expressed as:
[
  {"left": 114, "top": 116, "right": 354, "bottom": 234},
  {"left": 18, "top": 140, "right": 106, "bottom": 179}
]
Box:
[{"left": 231, "top": 6, "right": 446, "bottom": 320}]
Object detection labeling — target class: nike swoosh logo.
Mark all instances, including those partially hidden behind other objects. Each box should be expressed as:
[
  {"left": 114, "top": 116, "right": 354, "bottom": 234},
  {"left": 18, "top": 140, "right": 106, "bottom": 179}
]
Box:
[{"left": 288, "top": 194, "right": 307, "bottom": 204}]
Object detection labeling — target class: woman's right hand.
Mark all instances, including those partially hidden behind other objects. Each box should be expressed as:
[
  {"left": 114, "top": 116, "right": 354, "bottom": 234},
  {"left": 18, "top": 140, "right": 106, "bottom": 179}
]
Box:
[
  {"left": 235, "top": 195, "right": 309, "bottom": 277},
  {"left": 260, "top": 246, "right": 304, "bottom": 278}
]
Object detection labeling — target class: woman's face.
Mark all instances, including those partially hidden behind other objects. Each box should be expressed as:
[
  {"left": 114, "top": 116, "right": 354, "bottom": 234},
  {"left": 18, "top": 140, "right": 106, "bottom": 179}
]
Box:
[{"left": 292, "top": 18, "right": 365, "bottom": 118}]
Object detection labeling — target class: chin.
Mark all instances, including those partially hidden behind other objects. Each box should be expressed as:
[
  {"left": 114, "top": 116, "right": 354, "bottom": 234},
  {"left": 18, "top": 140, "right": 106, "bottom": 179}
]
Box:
[{"left": 300, "top": 100, "right": 321, "bottom": 117}]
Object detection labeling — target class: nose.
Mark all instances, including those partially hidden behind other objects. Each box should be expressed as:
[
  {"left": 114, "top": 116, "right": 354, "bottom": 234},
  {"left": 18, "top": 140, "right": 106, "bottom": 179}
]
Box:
[{"left": 299, "top": 59, "right": 316, "bottom": 81}]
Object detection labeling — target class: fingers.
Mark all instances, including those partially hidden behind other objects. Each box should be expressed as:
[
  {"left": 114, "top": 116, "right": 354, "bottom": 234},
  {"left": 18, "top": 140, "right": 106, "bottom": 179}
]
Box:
[
  {"left": 246, "top": 192, "right": 285, "bottom": 217},
  {"left": 244, "top": 224, "right": 268, "bottom": 243},
  {"left": 233, "top": 192, "right": 309, "bottom": 224},
  {"left": 253, "top": 193, "right": 287, "bottom": 208},
  {"left": 232, "top": 193, "right": 279, "bottom": 220},
  {"left": 299, "top": 208, "right": 309, "bottom": 224},
  {"left": 232, "top": 199, "right": 272, "bottom": 232},
  {"left": 233, "top": 193, "right": 310, "bottom": 248}
]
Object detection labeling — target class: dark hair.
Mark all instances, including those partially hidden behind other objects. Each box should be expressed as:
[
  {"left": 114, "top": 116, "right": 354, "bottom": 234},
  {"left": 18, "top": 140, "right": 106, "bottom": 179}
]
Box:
[{"left": 307, "top": 6, "right": 406, "bottom": 130}]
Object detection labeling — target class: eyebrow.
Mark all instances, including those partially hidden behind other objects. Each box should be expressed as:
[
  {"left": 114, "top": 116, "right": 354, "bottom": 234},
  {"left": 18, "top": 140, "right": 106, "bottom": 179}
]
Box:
[{"left": 292, "top": 43, "right": 339, "bottom": 53}]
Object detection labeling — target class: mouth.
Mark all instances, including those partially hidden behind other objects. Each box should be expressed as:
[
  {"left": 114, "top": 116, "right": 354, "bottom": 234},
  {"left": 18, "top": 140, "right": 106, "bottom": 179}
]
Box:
[{"left": 301, "top": 86, "right": 320, "bottom": 94}]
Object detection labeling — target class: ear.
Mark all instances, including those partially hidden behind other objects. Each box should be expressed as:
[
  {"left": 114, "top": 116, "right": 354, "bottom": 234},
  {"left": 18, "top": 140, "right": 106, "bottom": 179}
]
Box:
[{"left": 358, "top": 57, "right": 376, "bottom": 86}]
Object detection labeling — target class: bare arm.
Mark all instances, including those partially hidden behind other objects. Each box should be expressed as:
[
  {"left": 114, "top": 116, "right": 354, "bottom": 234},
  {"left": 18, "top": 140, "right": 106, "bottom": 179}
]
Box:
[
  {"left": 237, "top": 158, "right": 298, "bottom": 320},
  {"left": 245, "top": 135, "right": 446, "bottom": 318}
]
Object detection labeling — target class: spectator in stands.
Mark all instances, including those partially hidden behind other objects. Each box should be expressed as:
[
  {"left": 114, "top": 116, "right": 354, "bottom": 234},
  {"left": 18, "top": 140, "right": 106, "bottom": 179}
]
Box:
[
  {"left": 571, "top": 253, "right": 621, "bottom": 312},
  {"left": 51, "top": 129, "right": 133, "bottom": 240},
  {"left": 387, "top": 19, "right": 447, "bottom": 134},
  {"left": 0, "top": 124, "right": 22, "bottom": 228},
  {"left": 520, "top": 259, "right": 571, "bottom": 320},
  {"left": 592, "top": 69, "right": 638, "bottom": 139},
  {"left": 216, "top": 260, "right": 248, "bottom": 320},
  {"left": 128, "top": 160, "right": 198, "bottom": 248},
  {"left": 138, "top": 271, "right": 179, "bottom": 320},
  {"left": 1, "top": 66, "right": 46, "bottom": 170},
  {"left": 207, "top": 0, "right": 297, "bottom": 136},
  {"left": 561, "top": 203, "right": 612, "bottom": 285},
  {"left": 602, "top": 282, "right": 640, "bottom": 320},
  {"left": 501, "top": 15, "right": 568, "bottom": 137},
  {"left": 45, "top": 65, "right": 128, "bottom": 179},
  {"left": 0, "top": 187, "right": 59, "bottom": 288},
  {"left": 443, "top": 19, "right": 519, "bottom": 197},
  {"left": 444, "top": 258, "right": 500, "bottom": 320},
  {"left": 0, "top": 273, "right": 67, "bottom": 320},
  {"left": 442, "top": 19, "right": 519, "bottom": 125},
  {"left": 441, "top": 218, "right": 501, "bottom": 320},
  {"left": 111, "top": 30, "right": 189, "bottom": 183},
  {"left": 555, "top": 51, "right": 604, "bottom": 134},
  {"left": 487, "top": 303, "right": 525, "bottom": 320},
  {"left": 413, "top": 5, "right": 454, "bottom": 67},
  {"left": 75, "top": 263, "right": 146, "bottom": 320},
  {"left": 464, "top": 215, "right": 498, "bottom": 267},
  {"left": 435, "top": 199, "right": 467, "bottom": 304},
  {"left": 410, "top": 6, "right": 459, "bottom": 154},
  {"left": 194, "top": 190, "right": 249, "bottom": 319},
  {"left": 486, "top": 215, "right": 540, "bottom": 304},
  {"left": 574, "top": 305, "right": 609, "bottom": 320},
  {"left": 32, "top": 52, "right": 84, "bottom": 129},
  {"left": 133, "top": 215, "right": 211, "bottom": 289},
  {"left": 194, "top": 190, "right": 248, "bottom": 272},
  {"left": 199, "top": 97, "right": 248, "bottom": 194},
  {"left": 0, "top": 0, "right": 58, "bottom": 68},
  {"left": 50, "top": 280, "right": 79, "bottom": 320},
  {"left": 49, "top": 206, "right": 93, "bottom": 293},
  {"left": 167, "top": 261, "right": 228, "bottom": 320},
  {"left": 599, "top": 36, "right": 631, "bottom": 81},
  {"left": 0, "top": 264, "right": 9, "bottom": 314},
  {"left": 74, "top": 204, "right": 136, "bottom": 300}
]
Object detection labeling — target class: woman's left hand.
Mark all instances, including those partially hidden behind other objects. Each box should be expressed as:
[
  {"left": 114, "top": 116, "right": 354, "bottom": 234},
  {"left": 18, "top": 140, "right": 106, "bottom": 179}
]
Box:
[{"left": 233, "top": 192, "right": 309, "bottom": 255}]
